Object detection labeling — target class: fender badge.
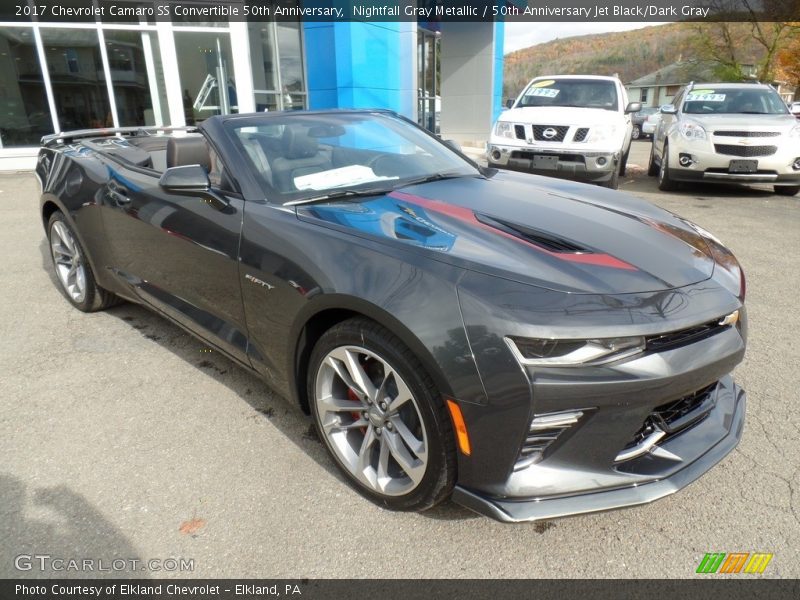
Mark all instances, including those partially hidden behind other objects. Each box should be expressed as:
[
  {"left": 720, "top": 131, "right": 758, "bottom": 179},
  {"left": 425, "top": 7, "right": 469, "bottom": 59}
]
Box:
[{"left": 245, "top": 274, "right": 274, "bottom": 290}]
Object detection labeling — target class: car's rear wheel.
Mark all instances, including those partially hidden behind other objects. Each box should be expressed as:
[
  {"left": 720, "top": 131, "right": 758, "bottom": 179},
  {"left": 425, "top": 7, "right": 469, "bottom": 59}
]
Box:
[
  {"left": 647, "top": 143, "right": 659, "bottom": 177},
  {"left": 657, "top": 144, "right": 679, "bottom": 191},
  {"left": 631, "top": 126, "right": 641, "bottom": 140},
  {"left": 774, "top": 185, "right": 799, "bottom": 196},
  {"left": 308, "top": 318, "right": 456, "bottom": 511},
  {"left": 48, "top": 212, "right": 119, "bottom": 312}
]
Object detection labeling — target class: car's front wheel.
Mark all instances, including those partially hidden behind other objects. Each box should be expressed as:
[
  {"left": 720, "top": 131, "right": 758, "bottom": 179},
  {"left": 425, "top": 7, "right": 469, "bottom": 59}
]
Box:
[
  {"left": 308, "top": 318, "right": 456, "bottom": 511},
  {"left": 774, "top": 185, "right": 799, "bottom": 196},
  {"left": 657, "top": 144, "right": 679, "bottom": 191},
  {"left": 47, "top": 212, "right": 119, "bottom": 312},
  {"left": 647, "top": 143, "right": 659, "bottom": 177}
]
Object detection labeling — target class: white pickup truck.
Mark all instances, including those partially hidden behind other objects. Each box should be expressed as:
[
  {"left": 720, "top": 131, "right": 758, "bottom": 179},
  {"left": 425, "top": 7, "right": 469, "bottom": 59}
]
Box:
[{"left": 488, "top": 75, "right": 641, "bottom": 189}]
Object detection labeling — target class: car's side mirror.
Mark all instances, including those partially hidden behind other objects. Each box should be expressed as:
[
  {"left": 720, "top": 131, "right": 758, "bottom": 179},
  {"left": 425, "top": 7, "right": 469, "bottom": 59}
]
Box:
[
  {"left": 625, "top": 101, "right": 642, "bottom": 114},
  {"left": 506, "top": 99, "right": 515, "bottom": 109},
  {"left": 660, "top": 104, "right": 678, "bottom": 115},
  {"left": 444, "top": 139, "right": 462, "bottom": 153},
  {"left": 159, "top": 165, "right": 210, "bottom": 192}
]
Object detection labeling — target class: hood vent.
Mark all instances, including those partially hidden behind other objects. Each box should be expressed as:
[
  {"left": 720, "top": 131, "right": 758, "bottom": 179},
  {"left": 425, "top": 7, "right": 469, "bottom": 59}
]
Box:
[{"left": 474, "top": 213, "right": 590, "bottom": 254}]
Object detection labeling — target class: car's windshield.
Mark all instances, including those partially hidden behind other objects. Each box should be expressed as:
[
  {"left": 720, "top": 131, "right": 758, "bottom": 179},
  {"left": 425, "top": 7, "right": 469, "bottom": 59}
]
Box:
[
  {"left": 228, "top": 112, "right": 479, "bottom": 202},
  {"left": 517, "top": 79, "right": 619, "bottom": 111},
  {"left": 682, "top": 88, "right": 789, "bottom": 115}
]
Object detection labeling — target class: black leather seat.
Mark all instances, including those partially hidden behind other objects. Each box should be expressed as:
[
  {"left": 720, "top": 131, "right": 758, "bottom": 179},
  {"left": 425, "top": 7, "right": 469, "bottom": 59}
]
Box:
[
  {"left": 166, "top": 135, "right": 211, "bottom": 171},
  {"left": 271, "top": 127, "right": 332, "bottom": 191}
]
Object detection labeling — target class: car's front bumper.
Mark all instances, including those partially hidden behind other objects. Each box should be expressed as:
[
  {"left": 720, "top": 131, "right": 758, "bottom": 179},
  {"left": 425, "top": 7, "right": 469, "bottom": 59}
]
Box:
[
  {"left": 453, "top": 377, "right": 745, "bottom": 522},
  {"left": 487, "top": 141, "right": 619, "bottom": 183},
  {"left": 665, "top": 137, "right": 800, "bottom": 186}
]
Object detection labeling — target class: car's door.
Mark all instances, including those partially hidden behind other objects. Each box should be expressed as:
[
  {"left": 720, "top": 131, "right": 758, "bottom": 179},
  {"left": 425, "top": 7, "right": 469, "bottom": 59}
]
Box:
[{"left": 102, "top": 136, "right": 249, "bottom": 365}]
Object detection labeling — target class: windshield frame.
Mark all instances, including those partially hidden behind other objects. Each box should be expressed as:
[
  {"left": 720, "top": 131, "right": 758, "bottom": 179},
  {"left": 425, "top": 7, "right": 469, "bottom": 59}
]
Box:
[
  {"left": 680, "top": 86, "right": 790, "bottom": 115},
  {"left": 516, "top": 78, "right": 620, "bottom": 112},
  {"left": 222, "top": 110, "right": 483, "bottom": 205}
]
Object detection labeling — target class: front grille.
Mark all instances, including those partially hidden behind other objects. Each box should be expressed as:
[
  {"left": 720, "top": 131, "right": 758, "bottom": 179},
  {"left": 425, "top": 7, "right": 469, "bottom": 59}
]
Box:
[
  {"left": 714, "top": 144, "right": 777, "bottom": 157},
  {"left": 620, "top": 382, "right": 719, "bottom": 460},
  {"left": 573, "top": 127, "right": 589, "bottom": 142},
  {"left": 645, "top": 318, "right": 729, "bottom": 352},
  {"left": 532, "top": 125, "right": 569, "bottom": 142},
  {"left": 514, "top": 124, "right": 526, "bottom": 140},
  {"left": 651, "top": 382, "right": 718, "bottom": 434},
  {"left": 714, "top": 130, "right": 780, "bottom": 138}
]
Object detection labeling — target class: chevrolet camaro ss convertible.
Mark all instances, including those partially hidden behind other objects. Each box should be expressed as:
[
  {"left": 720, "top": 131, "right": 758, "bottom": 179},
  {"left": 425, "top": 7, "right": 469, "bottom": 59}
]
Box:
[{"left": 36, "top": 110, "right": 747, "bottom": 522}]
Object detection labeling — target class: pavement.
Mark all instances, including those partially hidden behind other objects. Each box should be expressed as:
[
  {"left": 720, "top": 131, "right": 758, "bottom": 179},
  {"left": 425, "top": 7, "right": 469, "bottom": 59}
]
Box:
[{"left": 1, "top": 140, "right": 799, "bottom": 578}]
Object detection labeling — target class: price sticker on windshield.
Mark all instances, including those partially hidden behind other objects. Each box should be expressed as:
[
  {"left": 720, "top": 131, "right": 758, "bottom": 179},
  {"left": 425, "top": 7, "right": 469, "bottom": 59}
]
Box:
[
  {"left": 526, "top": 88, "right": 560, "bottom": 98},
  {"left": 686, "top": 92, "right": 726, "bottom": 102}
]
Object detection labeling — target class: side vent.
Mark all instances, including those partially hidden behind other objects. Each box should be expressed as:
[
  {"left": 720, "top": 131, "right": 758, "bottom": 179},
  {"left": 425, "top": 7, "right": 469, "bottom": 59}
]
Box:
[{"left": 515, "top": 410, "right": 585, "bottom": 471}]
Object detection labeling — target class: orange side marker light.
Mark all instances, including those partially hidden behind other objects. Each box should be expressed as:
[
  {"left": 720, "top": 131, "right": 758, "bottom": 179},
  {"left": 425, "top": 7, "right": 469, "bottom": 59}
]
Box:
[{"left": 446, "top": 399, "right": 471, "bottom": 456}]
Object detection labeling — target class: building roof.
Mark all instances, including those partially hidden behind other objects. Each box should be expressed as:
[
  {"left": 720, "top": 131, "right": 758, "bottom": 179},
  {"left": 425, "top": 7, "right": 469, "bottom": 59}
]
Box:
[{"left": 627, "top": 61, "right": 720, "bottom": 88}]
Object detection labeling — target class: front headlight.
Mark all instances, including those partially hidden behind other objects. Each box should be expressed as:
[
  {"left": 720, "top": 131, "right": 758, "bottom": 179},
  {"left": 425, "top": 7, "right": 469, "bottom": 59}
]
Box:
[
  {"left": 494, "top": 121, "right": 515, "bottom": 139},
  {"left": 587, "top": 124, "right": 618, "bottom": 144},
  {"left": 679, "top": 120, "right": 707, "bottom": 141},
  {"left": 505, "top": 335, "right": 645, "bottom": 366}
]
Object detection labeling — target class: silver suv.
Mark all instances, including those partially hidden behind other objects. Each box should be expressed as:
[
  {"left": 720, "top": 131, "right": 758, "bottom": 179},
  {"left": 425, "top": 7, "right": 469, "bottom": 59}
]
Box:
[{"left": 648, "top": 82, "right": 800, "bottom": 196}]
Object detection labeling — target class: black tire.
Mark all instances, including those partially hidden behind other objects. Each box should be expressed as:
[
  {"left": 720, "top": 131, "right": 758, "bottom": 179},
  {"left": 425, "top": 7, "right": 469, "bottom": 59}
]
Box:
[
  {"left": 601, "top": 168, "right": 619, "bottom": 190},
  {"left": 647, "top": 143, "right": 659, "bottom": 177},
  {"left": 307, "top": 317, "right": 456, "bottom": 512},
  {"left": 631, "top": 125, "right": 641, "bottom": 140},
  {"left": 47, "top": 211, "right": 120, "bottom": 312},
  {"left": 774, "top": 185, "right": 799, "bottom": 196},
  {"left": 657, "top": 144, "right": 679, "bottom": 191},
  {"left": 619, "top": 147, "right": 630, "bottom": 177}
]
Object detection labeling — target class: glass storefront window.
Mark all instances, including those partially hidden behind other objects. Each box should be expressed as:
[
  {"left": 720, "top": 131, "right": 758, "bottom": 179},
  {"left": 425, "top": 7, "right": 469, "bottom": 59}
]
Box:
[
  {"left": 40, "top": 28, "right": 112, "bottom": 130},
  {"left": 0, "top": 27, "right": 52, "bottom": 147},
  {"left": 276, "top": 21, "right": 305, "bottom": 94},
  {"left": 173, "top": 31, "right": 236, "bottom": 123},
  {"left": 104, "top": 30, "right": 168, "bottom": 126}
]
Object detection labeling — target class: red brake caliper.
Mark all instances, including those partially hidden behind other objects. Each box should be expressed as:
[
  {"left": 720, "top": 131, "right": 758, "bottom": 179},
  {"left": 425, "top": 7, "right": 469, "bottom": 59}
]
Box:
[{"left": 347, "top": 388, "right": 364, "bottom": 431}]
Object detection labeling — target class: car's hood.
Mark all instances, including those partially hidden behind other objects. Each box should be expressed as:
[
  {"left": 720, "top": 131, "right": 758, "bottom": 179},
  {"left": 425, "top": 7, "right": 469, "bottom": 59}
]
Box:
[
  {"left": 684, "top": 113, "right": 797, "bottom": 130},
  {"left": 296, "top": 171, "right": 716, "bottom": 294},
  {"left": 498, "top": 106, "right": 624, "bottom": 127}
]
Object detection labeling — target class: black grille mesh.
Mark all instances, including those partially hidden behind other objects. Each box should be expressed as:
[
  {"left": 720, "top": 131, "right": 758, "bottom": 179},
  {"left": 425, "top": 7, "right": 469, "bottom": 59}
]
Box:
[
  {"left": 714, "top": 144, "right": 777, "bottom": 157},
  {"left": 713, "top": 130, "right": 780, "bottom": 138},
  {"left": 533, "top": 125, "right": 569, "bottom": 142},
  {"left": 514, "top": 124, "right": 526, "bottom": 140},
  {"left": 573, "top": 128, "right": 589, "bottom": 142}
]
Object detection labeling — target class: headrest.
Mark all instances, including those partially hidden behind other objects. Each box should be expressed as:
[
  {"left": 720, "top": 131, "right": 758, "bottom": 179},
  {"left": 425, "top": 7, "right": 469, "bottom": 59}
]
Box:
[
  {"left": 282, "top": 127, "right": 318, "bottom": 160},
  {"left": 166, "top": 135, "right": 210, "bottom": 170}
]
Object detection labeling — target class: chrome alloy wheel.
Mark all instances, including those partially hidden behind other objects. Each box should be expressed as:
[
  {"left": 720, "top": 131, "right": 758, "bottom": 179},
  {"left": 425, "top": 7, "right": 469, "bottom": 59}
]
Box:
[
  {"left": 314, "top": 345, "right": 428, "bottom": 496},
  {"left": 50, "top": 221, "right": 87, "bottom": 303}
]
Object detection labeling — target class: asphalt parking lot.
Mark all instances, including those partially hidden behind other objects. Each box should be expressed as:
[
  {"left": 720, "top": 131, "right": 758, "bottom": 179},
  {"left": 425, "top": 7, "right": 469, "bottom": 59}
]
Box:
[{"left": 1, "top": 140, "right": 798, "bottom": 579}]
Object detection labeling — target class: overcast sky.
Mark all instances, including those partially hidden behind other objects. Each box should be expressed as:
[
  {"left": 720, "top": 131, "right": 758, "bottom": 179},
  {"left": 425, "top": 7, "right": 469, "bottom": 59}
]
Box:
[{"left": 504, "top": 22, "right": 669, "bottom": 54}]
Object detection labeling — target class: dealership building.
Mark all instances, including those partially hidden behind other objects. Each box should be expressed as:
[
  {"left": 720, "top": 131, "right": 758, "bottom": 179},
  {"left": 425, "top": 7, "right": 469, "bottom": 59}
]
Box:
[{"left": 0, "top": 4, "right": 504, "bottom": 170}]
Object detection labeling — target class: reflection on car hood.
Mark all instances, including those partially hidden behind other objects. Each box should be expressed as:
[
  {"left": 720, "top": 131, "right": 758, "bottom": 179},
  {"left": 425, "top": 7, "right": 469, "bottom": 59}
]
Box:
[
  {"left": 297, "top": 170, "right": 716, "bottom": 294},
  {"left": 685, "top": 113, "right": 797, "bottom": 130}
]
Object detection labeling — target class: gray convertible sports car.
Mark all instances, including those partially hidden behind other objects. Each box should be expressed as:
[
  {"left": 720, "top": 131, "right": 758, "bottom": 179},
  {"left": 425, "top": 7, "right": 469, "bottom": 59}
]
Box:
[{"left": 36, "top": 110, "right": 747, "bottom": 522}]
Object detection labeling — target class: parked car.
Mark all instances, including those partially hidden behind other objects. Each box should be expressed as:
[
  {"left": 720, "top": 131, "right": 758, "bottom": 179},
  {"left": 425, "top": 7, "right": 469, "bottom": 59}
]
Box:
[
  {"left": 38, "top": 110, "right": 747, "bottom": 522},
  {"left": 488, "top": 75, "right": 640, "bottom": 189},
  {"left": 631, "top": 106, "right": 659, "bottom": 139},
  {"left": 790, "top": 101, "right": 800, "bottom": 119},
  {"left": 641, "top": 110, "right": 662, "bottom": 137},
  {"left": 648, "top": 83, "right": 800, "bottom": 196}
]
